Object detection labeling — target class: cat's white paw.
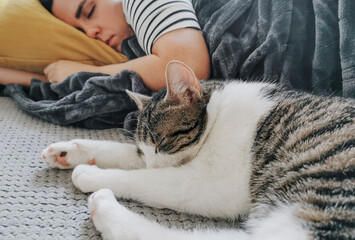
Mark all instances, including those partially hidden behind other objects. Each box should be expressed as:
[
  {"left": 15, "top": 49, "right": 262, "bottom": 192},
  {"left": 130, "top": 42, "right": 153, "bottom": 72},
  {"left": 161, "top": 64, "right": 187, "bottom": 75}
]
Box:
[
  {"left": 42, "top": 141, "right": 95, "bottom": 169},
  {"left": 72, "top": 165, "right": 108, "bottom": 192},
  {"left": 89, "top": 189, "right": 139, "bottom": 240}
]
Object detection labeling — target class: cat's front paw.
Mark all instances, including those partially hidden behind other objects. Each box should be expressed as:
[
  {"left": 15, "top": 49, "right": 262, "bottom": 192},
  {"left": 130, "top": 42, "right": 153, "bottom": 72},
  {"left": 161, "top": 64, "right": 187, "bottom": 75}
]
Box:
[
  {"left": 42, "top": 140, "right": 95, "bottom": 169},
  {"left": 89, "top": 189, "right": 139, "bottom": 240},
  {"left": 72, "top": 165, "right": 107, "bottom": 192}
]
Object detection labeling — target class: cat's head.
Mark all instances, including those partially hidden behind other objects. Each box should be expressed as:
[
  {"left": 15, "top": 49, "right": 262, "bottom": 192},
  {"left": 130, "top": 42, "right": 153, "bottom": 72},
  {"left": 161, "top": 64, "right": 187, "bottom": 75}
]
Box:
[{"left": 127, "top": 61, "right": 208, "bottom": 168}]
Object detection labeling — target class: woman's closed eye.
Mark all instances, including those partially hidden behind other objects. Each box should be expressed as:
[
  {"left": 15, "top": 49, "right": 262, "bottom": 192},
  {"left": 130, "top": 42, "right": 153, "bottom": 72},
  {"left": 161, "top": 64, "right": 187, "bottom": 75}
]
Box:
[
  {"left": 87, "top": 5, "right": 95, "bottom": 19},
  {"left": 82, "top": 0, "right": 96, "bottom": 19}
]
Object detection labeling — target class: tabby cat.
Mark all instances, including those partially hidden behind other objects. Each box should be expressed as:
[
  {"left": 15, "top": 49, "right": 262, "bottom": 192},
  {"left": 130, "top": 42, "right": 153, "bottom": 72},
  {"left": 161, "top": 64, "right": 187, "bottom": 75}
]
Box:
[{"left": 42, "top": 61, "right": 355, "bottom": 240}]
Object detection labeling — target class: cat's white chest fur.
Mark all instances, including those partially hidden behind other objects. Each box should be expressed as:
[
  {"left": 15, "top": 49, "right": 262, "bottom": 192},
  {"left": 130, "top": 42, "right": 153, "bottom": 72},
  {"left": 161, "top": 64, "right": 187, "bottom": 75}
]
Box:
[{"left": 184, "top": 82, "right": 276, "bottom": 217}]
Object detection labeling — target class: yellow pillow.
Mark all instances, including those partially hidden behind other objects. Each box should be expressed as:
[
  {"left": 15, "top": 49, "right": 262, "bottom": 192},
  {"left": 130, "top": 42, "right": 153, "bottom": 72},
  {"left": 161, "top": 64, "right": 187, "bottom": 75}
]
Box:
[{"left": 0, "top": 0, "right": 127, "bottom": 74}]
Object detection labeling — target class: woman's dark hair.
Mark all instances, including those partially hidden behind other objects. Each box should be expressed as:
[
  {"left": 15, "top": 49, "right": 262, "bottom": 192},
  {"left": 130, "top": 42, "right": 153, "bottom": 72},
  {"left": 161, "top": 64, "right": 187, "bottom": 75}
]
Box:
[{"left": 39, "top": 0, "right": 53, "bottom": 13}]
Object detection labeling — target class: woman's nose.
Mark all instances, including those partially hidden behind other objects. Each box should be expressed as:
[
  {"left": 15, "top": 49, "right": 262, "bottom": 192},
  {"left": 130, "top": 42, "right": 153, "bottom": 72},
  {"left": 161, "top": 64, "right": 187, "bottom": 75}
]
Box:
[{"left": 85, "top": 26, "right": 100, "bottom": 39}]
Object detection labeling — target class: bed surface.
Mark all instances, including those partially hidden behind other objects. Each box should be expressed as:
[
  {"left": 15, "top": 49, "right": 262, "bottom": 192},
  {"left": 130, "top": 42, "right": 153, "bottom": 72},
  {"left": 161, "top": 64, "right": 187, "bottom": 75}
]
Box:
[{"left": 0, "top": 97, "right": 239, "bottom": 239}]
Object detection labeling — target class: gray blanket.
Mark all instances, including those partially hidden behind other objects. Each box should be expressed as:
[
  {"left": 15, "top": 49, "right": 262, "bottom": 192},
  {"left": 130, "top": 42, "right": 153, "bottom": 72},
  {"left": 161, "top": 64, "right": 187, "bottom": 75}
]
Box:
[
  {"left": 193, "top": 0, "right": 354, "bottom": 97},
  {"left": 1, "top": 0, "right": 354, "bottom": 131},
  {"left": 1, "top": 71, "right": 149, "bottom": 132}
]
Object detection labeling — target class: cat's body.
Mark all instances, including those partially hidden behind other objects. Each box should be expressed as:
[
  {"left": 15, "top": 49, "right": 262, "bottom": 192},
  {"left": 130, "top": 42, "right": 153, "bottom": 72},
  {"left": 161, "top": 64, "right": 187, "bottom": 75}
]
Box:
[{"left": 42, "top": 61, "right": 355, "bottom": 240}]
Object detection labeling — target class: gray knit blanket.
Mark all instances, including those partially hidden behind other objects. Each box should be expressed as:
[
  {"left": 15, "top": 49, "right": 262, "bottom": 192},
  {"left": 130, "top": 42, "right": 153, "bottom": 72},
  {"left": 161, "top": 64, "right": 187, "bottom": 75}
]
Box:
[
  {"left": 0, "top": 97, "right": 241, "bottom": 239},
  {"left": 1, "top": 0, "right": 354, "bottom": 131},
  {"left": 1, "top": 70, "right": 147, "bottom": 132}
]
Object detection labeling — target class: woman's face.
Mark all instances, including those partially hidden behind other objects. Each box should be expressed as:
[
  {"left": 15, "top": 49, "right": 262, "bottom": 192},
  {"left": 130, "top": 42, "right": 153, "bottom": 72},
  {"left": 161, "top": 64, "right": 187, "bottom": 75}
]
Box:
[{"left": 52, "top": 0, "right": 133, "bottom": 52}]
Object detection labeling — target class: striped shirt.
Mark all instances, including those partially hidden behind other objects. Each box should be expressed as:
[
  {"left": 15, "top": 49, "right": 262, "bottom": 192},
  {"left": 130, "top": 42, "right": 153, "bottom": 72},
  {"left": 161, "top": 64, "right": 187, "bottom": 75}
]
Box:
[{"left": 122, "top": 0, "right": 201, "bottom": 55}]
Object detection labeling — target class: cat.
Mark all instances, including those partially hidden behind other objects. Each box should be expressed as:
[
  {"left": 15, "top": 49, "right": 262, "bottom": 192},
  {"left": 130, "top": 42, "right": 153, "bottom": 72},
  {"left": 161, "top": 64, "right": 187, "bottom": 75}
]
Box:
[{"left": 42, "top": 60, "right": 355, "bottom": 240}]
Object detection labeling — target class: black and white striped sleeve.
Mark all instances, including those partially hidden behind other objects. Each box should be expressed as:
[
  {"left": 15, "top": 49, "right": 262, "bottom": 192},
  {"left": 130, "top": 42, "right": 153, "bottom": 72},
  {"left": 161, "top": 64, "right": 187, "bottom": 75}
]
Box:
[{"left": 122, "top": 0, "right": 201, "bottom": 55}]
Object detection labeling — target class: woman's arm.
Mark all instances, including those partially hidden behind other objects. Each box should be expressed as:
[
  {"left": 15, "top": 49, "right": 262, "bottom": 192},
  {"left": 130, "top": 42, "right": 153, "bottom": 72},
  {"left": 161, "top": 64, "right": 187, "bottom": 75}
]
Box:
[
  {"left": 45, "top": 28, "right": 210, "bottom": 91},
  {"left": 101, "top": 28, "right": 210, "bottom": 91},
  {"left": 0, "top": 66, "right": 48, "bottom": 86}
]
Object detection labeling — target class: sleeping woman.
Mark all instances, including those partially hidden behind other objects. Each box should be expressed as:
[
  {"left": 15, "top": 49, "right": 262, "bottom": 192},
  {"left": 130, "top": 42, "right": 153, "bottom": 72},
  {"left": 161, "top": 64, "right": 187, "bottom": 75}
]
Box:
[{"left": 0, "top": 0, "right": 210, "bottom": 91}]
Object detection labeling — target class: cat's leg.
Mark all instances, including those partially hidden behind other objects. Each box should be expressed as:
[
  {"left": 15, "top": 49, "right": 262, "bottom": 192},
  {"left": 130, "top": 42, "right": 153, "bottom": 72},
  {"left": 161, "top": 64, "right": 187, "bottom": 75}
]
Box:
[
  {"left": 89, "top": 189, "right": 249, "bottom": 240},
  {"left": 42, "top": 139, "right": 145, "bottom": 170},
  {"left": 248, "top": 204, "right": 309, "bottom": 240},
  {"left": 72, "top": 164, "right": 242, "bottom": 218}
]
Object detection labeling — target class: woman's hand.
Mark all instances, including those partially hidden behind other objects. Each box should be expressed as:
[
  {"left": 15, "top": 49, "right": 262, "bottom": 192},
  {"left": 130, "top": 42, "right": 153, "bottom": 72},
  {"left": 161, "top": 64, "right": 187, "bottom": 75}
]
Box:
[{"left": 44, "top": 60, "right": 99, "bottom": 83}]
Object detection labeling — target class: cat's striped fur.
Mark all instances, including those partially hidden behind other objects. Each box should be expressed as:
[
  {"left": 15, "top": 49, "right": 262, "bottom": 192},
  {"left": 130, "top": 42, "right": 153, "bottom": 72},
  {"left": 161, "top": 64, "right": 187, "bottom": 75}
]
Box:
[
  {"left": 250, "top": 89, "right": 355, "bottom": 239},
  {"left": 135, "top": 79, "right": 355, "bottom": 239}
]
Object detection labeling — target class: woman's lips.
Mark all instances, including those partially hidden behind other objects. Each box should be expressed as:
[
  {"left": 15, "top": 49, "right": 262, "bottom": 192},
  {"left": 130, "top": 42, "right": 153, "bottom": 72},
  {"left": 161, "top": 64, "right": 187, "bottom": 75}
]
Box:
[{"left": 107, "top": 36, "right": 115, "bottom": 47}]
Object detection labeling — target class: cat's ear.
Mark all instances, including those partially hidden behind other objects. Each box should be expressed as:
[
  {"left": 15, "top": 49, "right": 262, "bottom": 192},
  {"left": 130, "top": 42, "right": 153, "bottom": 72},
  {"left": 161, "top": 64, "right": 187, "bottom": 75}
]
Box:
[
  {"left": 165, "top": 60, "right": 202, "bottom": 105},
  {"left": 126, "top": 90, "right": 152, "bottom": 110}
]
